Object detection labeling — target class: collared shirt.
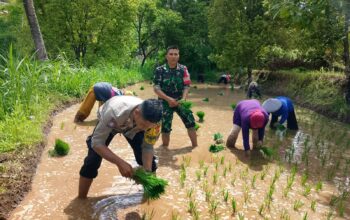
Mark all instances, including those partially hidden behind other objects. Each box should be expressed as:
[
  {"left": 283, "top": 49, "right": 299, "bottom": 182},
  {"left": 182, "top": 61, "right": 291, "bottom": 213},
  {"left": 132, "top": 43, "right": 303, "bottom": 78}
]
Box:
[
  {"left": 153, "top": 63, "right": 191, "bottom": 99},
  {"left": 91, "top": 96, "right": 160, "bottom": 149}
]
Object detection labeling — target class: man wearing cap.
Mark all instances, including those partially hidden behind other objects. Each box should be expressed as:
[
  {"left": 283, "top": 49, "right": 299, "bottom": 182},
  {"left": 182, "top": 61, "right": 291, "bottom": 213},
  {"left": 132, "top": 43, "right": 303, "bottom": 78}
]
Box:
[
  {"left": 153, "top": 45, "right": 197, "bottom": 147},
  {"left": 262, "top": 96, "right": 298, "bottom": 130},
  {"left": 78, "top": 96, "right": 163, "bottom": 198},
  {"left": 226, "top": 99, "right": 269, "bottom": 154},
  {"left": 74, "top": 82, "right": 134, "bottom": 123}
]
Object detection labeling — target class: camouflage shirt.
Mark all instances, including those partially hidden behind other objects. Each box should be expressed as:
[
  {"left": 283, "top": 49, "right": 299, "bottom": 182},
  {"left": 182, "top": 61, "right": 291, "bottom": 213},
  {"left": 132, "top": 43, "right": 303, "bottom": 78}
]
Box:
[{"left": 153, "top": 63, "right": 191, "bottom": 100}]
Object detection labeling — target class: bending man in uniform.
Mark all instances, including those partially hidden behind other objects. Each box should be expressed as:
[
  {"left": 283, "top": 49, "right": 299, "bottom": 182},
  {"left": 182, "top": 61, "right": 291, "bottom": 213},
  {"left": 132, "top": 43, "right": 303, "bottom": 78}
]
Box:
[{"left": 78, "top": 97, "right": 163, "bottom": 198}]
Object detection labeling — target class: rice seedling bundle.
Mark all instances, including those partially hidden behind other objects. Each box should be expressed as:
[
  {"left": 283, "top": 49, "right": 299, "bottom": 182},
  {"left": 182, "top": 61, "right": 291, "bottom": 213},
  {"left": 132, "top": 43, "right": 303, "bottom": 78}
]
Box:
[{"left": 132, "top": 168, "right": 168, "bottom": 200}]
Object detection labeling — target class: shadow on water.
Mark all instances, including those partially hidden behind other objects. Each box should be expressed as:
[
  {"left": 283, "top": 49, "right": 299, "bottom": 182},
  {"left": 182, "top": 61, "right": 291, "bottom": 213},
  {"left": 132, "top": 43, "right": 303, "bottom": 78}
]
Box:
[
  {"left": 227, "top": 147, "right": 268, "bottom": 171},
  {"left": 64, "top": 193, "right": 144, "bottom": 220},
  {"left": 155, "top": 145, "right": 195, "bottom": 170}
]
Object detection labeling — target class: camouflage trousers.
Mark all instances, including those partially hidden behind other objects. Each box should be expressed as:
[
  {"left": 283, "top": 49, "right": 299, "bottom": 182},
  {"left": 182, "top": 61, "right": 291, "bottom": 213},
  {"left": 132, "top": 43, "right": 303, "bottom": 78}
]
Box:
[{"left": 161, "top": 100, "right": 195, "bottom": 133}]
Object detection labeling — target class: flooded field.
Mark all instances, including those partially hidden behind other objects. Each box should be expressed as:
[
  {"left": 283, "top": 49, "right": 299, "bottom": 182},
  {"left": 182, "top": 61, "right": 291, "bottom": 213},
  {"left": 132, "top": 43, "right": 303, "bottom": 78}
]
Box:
[{"left": 10, "top": 83, "right": 350, "bottom": 220}]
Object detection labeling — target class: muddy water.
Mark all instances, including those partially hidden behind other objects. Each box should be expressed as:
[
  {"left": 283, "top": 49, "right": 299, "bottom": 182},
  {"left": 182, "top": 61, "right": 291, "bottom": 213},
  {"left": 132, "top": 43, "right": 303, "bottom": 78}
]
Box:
[{"left": 10, "top": 83, "right": 350, "bottom": 220}]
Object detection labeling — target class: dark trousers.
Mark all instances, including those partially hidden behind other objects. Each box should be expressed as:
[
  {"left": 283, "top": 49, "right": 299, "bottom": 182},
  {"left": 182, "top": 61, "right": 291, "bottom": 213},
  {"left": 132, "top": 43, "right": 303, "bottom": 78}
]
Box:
[
  {"left": 79, "top": 131, "right": 157, "bottom": 179},
  {"left": 270, "top": 111, "right": 298, "bottom": 130}
]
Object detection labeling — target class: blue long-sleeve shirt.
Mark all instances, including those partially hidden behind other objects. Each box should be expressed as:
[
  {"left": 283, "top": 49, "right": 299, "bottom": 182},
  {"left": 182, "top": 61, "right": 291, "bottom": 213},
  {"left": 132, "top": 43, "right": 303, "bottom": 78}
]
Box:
[
  {"left": 233, "top": 100, "right": 269, "bottom": 151},
  {"left": 272, "top": 96, "right": 294, "bottom": 124}
]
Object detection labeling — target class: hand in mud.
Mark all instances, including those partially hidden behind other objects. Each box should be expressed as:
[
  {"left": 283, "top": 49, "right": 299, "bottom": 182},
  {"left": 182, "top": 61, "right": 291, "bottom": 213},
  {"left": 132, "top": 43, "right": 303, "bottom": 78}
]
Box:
[
  {"left": 168, "top": 98, "right": 178, "bottom": 108},
  {"left": 117, "top": 160, "right": 133, "bottom": 178}
]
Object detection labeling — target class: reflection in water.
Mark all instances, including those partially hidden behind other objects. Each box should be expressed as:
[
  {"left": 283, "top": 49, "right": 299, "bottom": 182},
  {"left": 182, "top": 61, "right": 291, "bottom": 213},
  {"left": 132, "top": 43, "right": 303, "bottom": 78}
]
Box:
[
  {"left": 93, "top": 193, "right": 143, "bottom": 220},
  {"left": 285, "top": 130, "right": 308, "bottom": 164}
]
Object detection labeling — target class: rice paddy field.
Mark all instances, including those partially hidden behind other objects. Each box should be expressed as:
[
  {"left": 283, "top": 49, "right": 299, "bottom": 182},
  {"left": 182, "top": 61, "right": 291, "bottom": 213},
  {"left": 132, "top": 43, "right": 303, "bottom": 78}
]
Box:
[{"left": 9, "top": 83, "right": 350, "bottom": 220}]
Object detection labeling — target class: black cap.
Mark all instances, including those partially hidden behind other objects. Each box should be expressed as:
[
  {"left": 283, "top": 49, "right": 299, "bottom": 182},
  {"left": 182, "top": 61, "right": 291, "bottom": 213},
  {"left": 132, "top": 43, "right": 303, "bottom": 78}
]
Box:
[{"left": 140, "top": 99, "right": 163, "bottom": 123}]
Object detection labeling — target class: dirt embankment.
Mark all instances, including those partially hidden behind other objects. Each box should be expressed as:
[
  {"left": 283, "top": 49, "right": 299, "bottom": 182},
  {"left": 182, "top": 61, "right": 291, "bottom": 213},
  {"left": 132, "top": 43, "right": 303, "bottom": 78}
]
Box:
[
  {"left": 0, "top": 99, "right": 79, "bottom": 220},
  {"left": 255, "top": 70, "right": 350, "bottom": 123}
]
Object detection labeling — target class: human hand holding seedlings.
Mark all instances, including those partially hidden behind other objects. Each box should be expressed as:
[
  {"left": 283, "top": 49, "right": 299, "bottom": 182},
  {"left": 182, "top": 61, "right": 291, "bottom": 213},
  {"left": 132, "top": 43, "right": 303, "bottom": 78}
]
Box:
[{"left": 167, "top": 97, "right": 179, "bottom": 107}]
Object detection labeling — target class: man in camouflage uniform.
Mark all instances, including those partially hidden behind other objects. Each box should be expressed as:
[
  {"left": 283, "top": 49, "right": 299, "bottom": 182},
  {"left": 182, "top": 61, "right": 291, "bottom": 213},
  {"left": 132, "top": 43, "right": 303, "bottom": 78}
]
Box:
[{"left": 153, "top": 45, "right": 197, "bottom": 147}]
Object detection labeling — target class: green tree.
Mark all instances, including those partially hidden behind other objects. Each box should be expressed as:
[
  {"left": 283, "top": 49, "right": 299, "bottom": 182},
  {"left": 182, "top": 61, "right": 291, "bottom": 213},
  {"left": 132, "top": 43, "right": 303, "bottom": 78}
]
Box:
[
  {"left": 208, "top": 0, "right": 269, "bottom": 82},
  {"left": 35, "top": 0, "right": 136, "bottom": 64}
]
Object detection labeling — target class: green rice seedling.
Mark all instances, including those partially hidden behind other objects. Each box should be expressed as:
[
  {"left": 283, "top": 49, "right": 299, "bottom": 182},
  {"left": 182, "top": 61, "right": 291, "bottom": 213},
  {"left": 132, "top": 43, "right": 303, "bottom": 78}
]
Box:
[
  {"left": 182, "top": 155, "right": 191, "bottom": 167},
  {"left": 231, "top": 197, "right": 237, "bottom": 214},
  {"left": 220, "top": 156, "right": 225, "bottom": 165},
  {"left": 213, "top": 173, "right": 218, "bottom": 185},
  {"left": 195, "top": 170, "right": 201, "bottom": 181},
  {"left": 196, "top": 111, "right": 205, "bottom": 122},
  {"left": 303, "top": 184, "right": 312, "bottom": 197},
  {"left": 311, "top": 200, "right": 316, "bottom": 212},
  {"left": 272, "top": 169, "right": 281, "bottom": 184},
  {"left": 194, "top": 123, "right": 200, "bottom": 131},
  {"left": 251, "top": 174, "right": 257, "bottom": 189},
  {"left": 215, "top": 161, "right": 219, "bottom": 171},
  {"left": 203, "top": 166, "right": 209, "bottom": 176},
  {"left": 199, "top": 160, "right": 204, "bottom": 169},
  {"left": 303, "top": 212, "right": 308, "bottom": 220},
  {"left": 180, "top": 169, "right": 186, "bottom": 188},
  {"left": 293, "top": 199, "right": 304, "bottom": 211},
  {"left": 238, "top": 212, "right": 244, "bottom": 220},
  {"left": 280, "top": 209, "right": 290, "bottom": 220},
  {"left": 315, "top": 181, "right": 323, "bottom": 192},
  {"left": 260, "top": 169, "right": 267, "bottom": 180},
  {"left": 329, "top": 195, "right": 339, "bottom": 206},
  {"left": 52, "top": 138, "right": 70, "bottom": 156},
  {"left": 258, "top": 203, "right": 265, "bottom": 216},
  {"left": 338, "top": 200, "right": 345, "bottom": 217},
  {"left": 209, "top": 200, "right": 218, "bottom": 214},
  {"left": 326, "top": 210, "right": 334, "bottom": 220},
  {"left": 141, "top": 208, "right": 155, "bottom": 220},
  {"left": 209, "top": 144, "right": 225, "bottom": 153},
  {"left": 223, "top": 167, "right": 227, "bottom": 177},
  {"left": 178, "top": 100, "right": 193, "bottom": 110},
  {"left": 202, "top": 97, "right": 209, "bottom": 102},
  {"left": 140, "top": 86, "right": 144, "bottom": 90},
  {"left": 267, "top": 184, "right": 275, "bottom": 202},
  {"left": 301, "top": 172, "right": 308, "bottom": 186},
  {"left": 171, "top": 211, "right": 181, "bottom": 220},
  {"left": 205, "top": 190, "right": 212, "bottom": 202},
  {"left": 222, "top": 189, "right": 229, "bottom": 202},
  {"left": 188, "top": 199, "right": 196, "bottom": 212},
  {"left": 133, "top": 91, "right": 137, "bottom": 96},
  {"left": 228, "top": 161, "right": 232, "bottom": 172},
  {"left": 260, "top": 147, "right": 275, "bottom": 159},
  {"left": 187, "top": 188, "right": 194, "bottom": 198},
  {"left": 244, "top": 185, "right": 250, "bottom": 204},
  {"left": 231, "top": 103, "right": 236, "bottom": 110},
  {"left": 133, "top": 168, "right": 168, "bottom": 200},
  {"left": 60, "top": 122, "right": 64, "bottom": 130},
  {"left": 231, "top": 177, "right": 236, "bottom": 186},
  {"left": 213, "top": 132, "right": 224, "bottom": 144}
]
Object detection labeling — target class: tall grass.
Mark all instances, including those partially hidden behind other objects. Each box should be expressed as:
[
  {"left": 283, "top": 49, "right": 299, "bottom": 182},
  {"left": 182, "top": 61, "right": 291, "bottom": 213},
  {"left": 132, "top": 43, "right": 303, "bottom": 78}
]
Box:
[{"left": 0, "top": 47, "right": 148, "bottom": 153}]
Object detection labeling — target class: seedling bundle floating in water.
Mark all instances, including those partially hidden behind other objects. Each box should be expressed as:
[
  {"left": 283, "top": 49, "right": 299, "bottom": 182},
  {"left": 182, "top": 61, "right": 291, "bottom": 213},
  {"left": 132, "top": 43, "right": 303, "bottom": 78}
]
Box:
[
  {"left": 194, "top": 123, "right": 200, "bottom": 131},
  {"left": 231, "top": 103, "right": 237, "bottom": 110},
  {"left": 209, "top": 144, "right": 225, "bottom": 153},
  {"left": 196, "top": 111, "right": 205, "bottom": 122},
  {"left": 49, "top": 138, "right": 70, "bottom": 156},
  {"left": 132, "top": 168, "right": 168, "bottom": 200},
  {"left": 213, "top": 132, "right": 224, "bottom": 144},
  {"left": 202, "top": 97, "right": 209, "bottom": 102}
]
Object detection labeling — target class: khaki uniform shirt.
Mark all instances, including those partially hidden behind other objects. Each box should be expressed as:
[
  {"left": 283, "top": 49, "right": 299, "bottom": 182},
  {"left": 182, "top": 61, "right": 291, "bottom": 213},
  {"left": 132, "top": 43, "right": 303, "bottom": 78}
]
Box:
[{"left": 92, "top": 96, "right": 160, "bottom": 149}]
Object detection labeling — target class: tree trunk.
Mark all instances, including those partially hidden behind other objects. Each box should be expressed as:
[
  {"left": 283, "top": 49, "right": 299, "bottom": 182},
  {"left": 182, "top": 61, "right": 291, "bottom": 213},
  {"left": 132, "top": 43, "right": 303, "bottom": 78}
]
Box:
[
  {"left": 23, "top": 0, "right": 48, "bottom": 60},
  {"left": 344, "top": 7, "right": 350, "bottom": 104}
]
